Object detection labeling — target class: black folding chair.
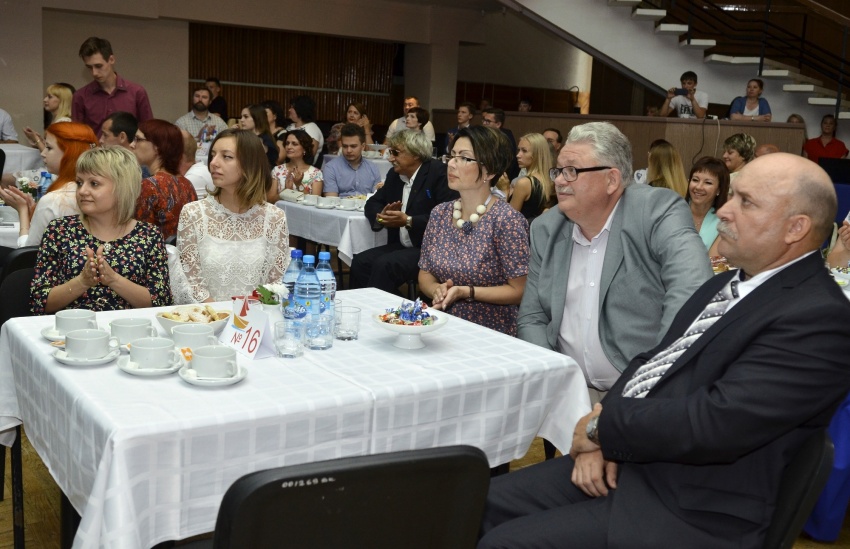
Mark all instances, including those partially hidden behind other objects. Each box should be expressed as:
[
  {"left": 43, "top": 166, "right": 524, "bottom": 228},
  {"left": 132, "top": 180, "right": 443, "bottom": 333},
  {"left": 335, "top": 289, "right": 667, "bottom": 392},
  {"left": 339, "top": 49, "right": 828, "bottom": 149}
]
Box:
[
  {"left": 212, "top": 445, "right": 490, "bottom": 549},
  {"left": 0, "top": 245, "right": 38, "bottom": 549}
]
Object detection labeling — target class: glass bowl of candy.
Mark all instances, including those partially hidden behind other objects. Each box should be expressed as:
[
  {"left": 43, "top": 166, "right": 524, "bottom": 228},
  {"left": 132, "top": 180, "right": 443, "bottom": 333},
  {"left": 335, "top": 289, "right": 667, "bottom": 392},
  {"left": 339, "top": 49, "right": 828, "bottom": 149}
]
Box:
[{"left": 373, "top": 299, "right": 448, "bottom": 349}]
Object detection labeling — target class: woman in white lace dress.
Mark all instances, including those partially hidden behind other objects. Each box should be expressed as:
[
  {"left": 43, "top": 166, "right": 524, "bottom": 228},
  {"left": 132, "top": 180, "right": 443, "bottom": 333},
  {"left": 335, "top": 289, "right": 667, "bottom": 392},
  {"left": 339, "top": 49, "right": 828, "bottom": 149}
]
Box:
[{"left": 173, "top": 129, "right": 290, "bottom": 303}]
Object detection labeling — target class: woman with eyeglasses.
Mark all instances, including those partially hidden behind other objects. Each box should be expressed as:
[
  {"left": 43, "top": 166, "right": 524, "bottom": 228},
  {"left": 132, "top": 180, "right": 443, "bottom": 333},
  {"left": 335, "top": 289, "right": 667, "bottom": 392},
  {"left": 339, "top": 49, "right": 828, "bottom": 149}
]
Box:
[
  {"left": 510, "top": 133, "right": 555, "bottom": 221},
  {"left": 418, "top": 126, "right": 529, "bottom": 336},
  {"left": 130, "top": 119, "right": 198, "bottom": 241}
]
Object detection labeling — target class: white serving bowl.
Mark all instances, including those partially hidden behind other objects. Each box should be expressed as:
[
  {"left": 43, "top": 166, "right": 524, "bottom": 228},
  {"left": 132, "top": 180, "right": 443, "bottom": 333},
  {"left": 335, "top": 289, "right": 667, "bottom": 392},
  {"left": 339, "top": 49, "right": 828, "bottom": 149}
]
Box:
[
  {"left": 156, "top": 306, "right": 231, "bottom": 336},
  {"left": 372, "top": 312, "right": 448, "bottom": 349}
]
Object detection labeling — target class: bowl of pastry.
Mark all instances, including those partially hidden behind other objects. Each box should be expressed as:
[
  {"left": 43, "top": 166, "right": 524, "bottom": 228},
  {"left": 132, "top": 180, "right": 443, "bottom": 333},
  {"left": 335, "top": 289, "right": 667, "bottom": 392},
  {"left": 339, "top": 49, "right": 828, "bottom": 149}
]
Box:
[{"left": 156, "top": 304, "right": 231, "bottom": 335}]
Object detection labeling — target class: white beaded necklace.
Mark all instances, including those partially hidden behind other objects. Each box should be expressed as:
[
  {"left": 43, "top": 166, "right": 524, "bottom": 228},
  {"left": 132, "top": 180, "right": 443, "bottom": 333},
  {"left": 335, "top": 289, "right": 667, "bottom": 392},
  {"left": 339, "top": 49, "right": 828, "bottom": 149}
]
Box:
[{"left": 453, "top": 195, "right": 492, "bottom": 234}]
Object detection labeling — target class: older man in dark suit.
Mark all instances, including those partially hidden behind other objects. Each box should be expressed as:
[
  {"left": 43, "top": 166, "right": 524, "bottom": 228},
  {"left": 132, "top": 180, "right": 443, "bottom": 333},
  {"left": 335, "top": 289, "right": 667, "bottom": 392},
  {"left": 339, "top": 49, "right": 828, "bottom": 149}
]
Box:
[
  {"left": 479, "top": 153, "right": 850, "bottom": 549},
  {"left": 349, "top": 130, "right": 457, "bottom": 294}
]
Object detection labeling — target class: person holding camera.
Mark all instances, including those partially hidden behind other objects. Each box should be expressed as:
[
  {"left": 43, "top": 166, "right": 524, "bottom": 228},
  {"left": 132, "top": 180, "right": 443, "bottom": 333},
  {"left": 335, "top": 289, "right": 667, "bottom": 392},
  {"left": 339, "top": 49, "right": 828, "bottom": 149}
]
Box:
[{"left": 660, "top": 70, "right": 708, "bottom": 119}]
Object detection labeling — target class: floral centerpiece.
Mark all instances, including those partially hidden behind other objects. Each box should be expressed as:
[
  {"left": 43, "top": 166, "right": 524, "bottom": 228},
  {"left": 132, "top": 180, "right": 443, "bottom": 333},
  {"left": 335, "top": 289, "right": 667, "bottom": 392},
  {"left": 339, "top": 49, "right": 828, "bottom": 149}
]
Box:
[{"left": 17, "top": 177, "right": 39, "bottom": 201}]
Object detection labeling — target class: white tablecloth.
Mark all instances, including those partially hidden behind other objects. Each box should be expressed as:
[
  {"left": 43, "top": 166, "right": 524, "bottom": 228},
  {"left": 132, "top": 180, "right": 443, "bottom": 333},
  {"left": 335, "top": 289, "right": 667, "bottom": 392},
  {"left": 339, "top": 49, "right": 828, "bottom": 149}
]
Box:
[
  {"left": 322, "top": 154, "right": 393, "bottom": 181},
  {"left": 1, "top": 143, "right": 42, "bottom": 174},
  {"left": 0, "top": 288, "right": 588, "bottom": 549},
  {"left": 0, "top": 222, "right": 20, "bottom": 247},
  {"left": 276, "top": 200, "right": 387, "bottom": 265}
]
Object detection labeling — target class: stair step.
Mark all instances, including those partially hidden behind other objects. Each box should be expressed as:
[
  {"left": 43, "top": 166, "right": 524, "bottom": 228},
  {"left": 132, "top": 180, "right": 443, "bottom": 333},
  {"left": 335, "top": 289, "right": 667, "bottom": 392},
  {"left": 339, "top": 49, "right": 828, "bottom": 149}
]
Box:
[
  {"left": 784, "top": 84, "right": 847, "bottom": 99},
  {"left": 632, "top": 8, "right": 666, "bottom": 21},
  {"left": 761, "top": 70, "right": 823, "bottom": 86},
  {"left": 655, "top": 23, "right": 688, "bottom": 34},
  {"left": 809, "top": 97, "right": 850, "bottom": 109},
  {"left": 704, "top": 54, "right": 761, "bottom": 65},
  {"left": 679, "top": 38, "right": 717, "bottom": 49},
  {"left": 608, "top": 0, "right": 642, "bottom": 5}
]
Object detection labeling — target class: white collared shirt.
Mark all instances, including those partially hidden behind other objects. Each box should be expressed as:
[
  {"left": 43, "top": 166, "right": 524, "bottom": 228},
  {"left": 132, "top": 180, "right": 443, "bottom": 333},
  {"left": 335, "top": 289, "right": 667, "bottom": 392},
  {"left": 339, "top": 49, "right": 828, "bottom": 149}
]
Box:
[
  {"left": 399, "top": 164, "right": 422, "bottom": 248},
  {"left": 558, "top": 201, "right": 622, "bottom": 390},
  {"left": 726, "top": 251, "right": 815, "bottom": 311}
]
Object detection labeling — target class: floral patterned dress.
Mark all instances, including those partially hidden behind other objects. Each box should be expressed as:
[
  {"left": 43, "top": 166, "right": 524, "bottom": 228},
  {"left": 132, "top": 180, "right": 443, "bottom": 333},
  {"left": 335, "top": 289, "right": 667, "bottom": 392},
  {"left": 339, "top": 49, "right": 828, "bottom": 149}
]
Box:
[
  {"left": 134, "top": 171, "right": 198, "bottom": 240},
  {"left": 418, "top": 200, "right": 530, "bottom": 336},
  {"left": 31, "top": 216, "right": 173, "bottom": 314},
  {"left": 272, "top": 165, "right": 323, "bottom": 195}
]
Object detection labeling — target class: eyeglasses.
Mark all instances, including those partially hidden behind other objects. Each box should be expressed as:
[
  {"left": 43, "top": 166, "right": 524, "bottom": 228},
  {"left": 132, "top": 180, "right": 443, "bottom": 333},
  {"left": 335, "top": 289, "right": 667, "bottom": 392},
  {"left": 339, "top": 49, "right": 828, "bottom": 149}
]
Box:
[
  {"left": 134, "top": 136, "right": 149, "bottom": 143},
  {"left": 549, "top": 166, "right": 611, "bottom": 182},
  {"left": 482, "top": 118, "right": 495, "bottom": 126},
  {"left": 388, "top": 148, "right": 406, "bottom": 157},
  {"left": 441, "top": 154, "right": 482, "bottom": 166}
]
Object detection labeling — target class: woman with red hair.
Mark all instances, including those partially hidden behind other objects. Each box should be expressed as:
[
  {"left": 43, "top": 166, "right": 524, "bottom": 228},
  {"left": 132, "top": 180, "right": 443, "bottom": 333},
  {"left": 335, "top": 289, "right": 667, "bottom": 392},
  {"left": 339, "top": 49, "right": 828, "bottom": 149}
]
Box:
[
  {"left": 0, "top": 121, "right": 98, "bottom": 246},
  {"left": 131, "top": 119, "right": 197, "bottom": 240}
]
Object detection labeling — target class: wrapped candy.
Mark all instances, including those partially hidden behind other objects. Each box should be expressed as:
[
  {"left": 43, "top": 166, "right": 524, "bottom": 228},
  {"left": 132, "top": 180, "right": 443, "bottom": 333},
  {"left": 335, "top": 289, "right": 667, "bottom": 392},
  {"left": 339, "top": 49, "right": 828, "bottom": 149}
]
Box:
[{"left": 379, "top": 299, "right": 437, "bottom": 326}]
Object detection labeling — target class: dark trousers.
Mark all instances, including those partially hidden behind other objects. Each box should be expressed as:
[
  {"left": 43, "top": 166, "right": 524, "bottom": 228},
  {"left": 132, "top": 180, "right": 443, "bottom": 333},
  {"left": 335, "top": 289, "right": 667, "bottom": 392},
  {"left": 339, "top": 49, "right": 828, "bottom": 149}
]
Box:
[
  {"left": 478, "top": 456, "right": 612, "bottom": 549},
  {"left": 348, "top": 243, "right": 421, "bottom": 295}
]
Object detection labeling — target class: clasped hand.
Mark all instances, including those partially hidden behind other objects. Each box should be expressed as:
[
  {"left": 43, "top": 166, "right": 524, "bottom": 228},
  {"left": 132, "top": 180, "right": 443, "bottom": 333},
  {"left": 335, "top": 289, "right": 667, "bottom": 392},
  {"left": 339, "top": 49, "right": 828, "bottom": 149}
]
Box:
[
  {"left": 376, "top": 201, "right": 406, "bottom": 228},
  {"left": 431, "top": 279, "right": 465, "bottom": 310},
  {"left": 80, "top": 246, "right": 121, "bottom": 288},
  {"left": 569, "top": 403, "right": 619, "bottom": 497},
  {"left": 0, "top": 186, "right": 36, "bottom": 216}
]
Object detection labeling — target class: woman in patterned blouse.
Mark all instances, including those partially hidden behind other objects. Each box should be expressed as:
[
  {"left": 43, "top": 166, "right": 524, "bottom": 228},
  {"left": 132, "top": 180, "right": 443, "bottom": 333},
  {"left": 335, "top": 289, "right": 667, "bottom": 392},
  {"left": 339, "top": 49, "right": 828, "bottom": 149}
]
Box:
[
  {"left": 419, "top": 126, "right": 530, "bottom": 336},
  {"left": 31, "top": 146, "right": 173, "bottom": 314},
  {"left": 131, "top": 119, "right": 198, "bottom": 240}
]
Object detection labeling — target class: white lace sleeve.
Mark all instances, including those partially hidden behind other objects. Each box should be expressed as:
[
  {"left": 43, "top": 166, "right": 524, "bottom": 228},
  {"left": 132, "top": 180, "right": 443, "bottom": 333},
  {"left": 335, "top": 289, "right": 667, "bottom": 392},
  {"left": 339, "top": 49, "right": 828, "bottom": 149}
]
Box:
[
  {"left": 176, "top": 201, "right": 210, "bottom": 303},
  {"left": 263, "top": 204, "right": 291, "bottom": 284}
]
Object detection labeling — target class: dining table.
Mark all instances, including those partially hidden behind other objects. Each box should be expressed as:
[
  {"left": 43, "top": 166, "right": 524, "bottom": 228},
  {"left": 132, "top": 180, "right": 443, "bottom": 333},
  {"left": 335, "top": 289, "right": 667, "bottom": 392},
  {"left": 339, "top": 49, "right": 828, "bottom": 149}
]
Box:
[
  {"left": 275, "top": 200, "right": 387, "bottom": 265},
  {"left": 1, "top": 143, "right": 42, "bottom": 174},
  {"left": 0, "top": 221, "right": 20, "bottom": 248},
  {"left": 0, "top": 288, "right": 589, "bottom": 549}
]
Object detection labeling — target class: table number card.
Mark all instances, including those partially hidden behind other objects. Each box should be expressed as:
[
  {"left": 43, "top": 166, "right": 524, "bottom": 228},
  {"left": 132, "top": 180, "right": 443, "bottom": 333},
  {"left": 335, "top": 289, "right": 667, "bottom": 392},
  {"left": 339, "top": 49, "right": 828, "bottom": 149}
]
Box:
[{"left": 219, "top": 297, "right": 276, "bottom": 359}]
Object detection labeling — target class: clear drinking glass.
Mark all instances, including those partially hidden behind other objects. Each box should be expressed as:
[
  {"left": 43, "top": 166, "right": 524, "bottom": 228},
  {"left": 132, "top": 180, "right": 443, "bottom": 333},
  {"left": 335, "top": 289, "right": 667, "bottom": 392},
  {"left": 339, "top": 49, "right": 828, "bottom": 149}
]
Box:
[
  {"left": 305, "top": 315, "right": 334, "bottom": 350},
  {"left": 334, "top": 306, "right": 361, "bottom": 341},
  {"left": 274, "top": 319, "right": 305, "bottom": 358}
]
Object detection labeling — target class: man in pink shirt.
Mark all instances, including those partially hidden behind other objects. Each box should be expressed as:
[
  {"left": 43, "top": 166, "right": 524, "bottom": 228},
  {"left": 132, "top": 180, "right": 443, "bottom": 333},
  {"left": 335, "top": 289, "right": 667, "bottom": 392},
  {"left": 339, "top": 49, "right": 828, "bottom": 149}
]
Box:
[{"left": 72, "top": 37, "right": 153, "bottom": 137}]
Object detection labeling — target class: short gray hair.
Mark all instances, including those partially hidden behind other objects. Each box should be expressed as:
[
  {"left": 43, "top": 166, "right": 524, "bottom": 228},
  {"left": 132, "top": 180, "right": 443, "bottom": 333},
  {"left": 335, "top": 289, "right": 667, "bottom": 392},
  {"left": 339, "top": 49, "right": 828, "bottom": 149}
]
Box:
[
  {"left": 76, "top": 146, "right": 141, "bottom": 224},
  {"left": 566, "top": 122, "right": 633, "bottom": 187},
  {"left": 387, "top": 129, "right": 432, "bottom": 163}
]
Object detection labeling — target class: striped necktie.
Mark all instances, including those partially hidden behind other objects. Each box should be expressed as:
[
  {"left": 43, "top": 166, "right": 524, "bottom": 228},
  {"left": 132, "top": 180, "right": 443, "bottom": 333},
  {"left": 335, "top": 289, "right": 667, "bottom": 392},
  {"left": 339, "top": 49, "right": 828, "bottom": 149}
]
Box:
[{"left": 622, "top": 278, "right": 739, "bottom": 399}]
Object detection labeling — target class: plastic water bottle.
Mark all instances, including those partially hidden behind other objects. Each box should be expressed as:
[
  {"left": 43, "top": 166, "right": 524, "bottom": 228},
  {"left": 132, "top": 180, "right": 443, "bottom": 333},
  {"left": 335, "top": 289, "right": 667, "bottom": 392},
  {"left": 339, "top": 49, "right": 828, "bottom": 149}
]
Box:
[
  {"left": 316, "top": 251, "right": 336, "bottom": 318},
  {"left": 282, "top": 249, "right": 303, "bottom": 319},
  {"left": 294, "top": 255, "right": 322, "bottom": 318},
  {"left": 39, "top": 172, "right": 52, "bottom": 200}
]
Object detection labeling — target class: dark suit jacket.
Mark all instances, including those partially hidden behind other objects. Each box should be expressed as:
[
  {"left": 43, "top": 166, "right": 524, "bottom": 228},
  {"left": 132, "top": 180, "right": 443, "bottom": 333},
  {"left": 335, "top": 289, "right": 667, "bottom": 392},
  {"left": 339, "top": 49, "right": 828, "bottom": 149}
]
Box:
[
  {"left": 597, "top": 252, "right": 850, "bottom": 548},
  {"left": 364, "top": 159, "right": 457, "bottom": 248}
]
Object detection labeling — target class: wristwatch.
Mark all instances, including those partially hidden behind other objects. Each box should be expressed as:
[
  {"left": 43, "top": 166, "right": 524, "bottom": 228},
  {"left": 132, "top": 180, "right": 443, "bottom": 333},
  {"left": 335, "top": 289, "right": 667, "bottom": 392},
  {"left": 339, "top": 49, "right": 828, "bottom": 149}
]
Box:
[
  {"left": 405, "top": 215, "right": 413, "bottom": 230},
  {"left": 586, "top": 415, "right": 600, "bottom": 445}
]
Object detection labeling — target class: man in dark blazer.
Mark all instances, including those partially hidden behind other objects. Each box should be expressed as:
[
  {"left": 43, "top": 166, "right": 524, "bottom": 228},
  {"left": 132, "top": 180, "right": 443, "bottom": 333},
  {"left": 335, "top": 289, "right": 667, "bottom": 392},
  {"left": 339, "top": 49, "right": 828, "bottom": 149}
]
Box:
[
  {"left": 349, "top": 129, "right": 457, "bottom": 294},
  {"left": 479, "top": 153, "right": 850, "bottom": 549}
]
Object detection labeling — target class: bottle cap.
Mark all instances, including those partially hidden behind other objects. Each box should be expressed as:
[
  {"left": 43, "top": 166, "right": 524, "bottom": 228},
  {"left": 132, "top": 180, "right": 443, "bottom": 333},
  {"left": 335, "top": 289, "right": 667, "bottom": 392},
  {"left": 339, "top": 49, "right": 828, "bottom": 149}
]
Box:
[
  {"left": 303, "top": 255, "right": 315, "bottom": 264},
  {"left": 291, "top": 249, "right": 303, "bottom": 259},
  {"left": 318, "top": 251, "right": 331, "bottom": 261}
]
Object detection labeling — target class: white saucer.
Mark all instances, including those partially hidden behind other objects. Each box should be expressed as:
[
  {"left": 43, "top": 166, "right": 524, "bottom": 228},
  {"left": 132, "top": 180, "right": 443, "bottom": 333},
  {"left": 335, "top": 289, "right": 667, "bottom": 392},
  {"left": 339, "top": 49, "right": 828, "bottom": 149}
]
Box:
[
  {"left": 178, "top": 364, "right": 246, "bottom": 387},
  {"left": 335, "top": 205, "right": 357, "bottom": 211},
  {"left": 315, "top": 204, "right": 336, "bottom": 210},
  {"left": 41, "top": 327, "right": 65, "bottom": 342},
  {"left": 53, "top": 348, "right": 121, "bottom": 366},
  {"left": 117, "top": 356, "right": 181, "bottom": 376}
]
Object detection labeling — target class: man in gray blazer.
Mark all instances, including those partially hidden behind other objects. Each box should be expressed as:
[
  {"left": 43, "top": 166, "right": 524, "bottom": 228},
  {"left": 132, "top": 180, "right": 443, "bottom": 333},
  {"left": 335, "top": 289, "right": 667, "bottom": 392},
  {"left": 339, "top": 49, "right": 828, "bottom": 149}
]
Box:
[{"left": 518, "top": 122, "right": 712, "bottom": 404}]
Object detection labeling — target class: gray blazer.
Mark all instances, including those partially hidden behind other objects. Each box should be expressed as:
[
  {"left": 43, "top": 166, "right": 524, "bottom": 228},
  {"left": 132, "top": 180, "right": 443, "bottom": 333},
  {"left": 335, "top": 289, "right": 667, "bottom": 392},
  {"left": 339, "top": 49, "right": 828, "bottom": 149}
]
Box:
[{"left": 517, "top": 184, "right": 713, "bottom": 372}]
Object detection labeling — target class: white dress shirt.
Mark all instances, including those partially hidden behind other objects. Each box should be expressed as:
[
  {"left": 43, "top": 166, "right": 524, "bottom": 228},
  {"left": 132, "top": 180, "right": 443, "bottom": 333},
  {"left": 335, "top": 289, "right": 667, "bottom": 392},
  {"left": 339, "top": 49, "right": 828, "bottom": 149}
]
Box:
[
  {"left": 558, "top": 201, "right": 622, "bottom": 390},
  {"left": 398, "top": 164, "right": 421, "bottom": 248}
]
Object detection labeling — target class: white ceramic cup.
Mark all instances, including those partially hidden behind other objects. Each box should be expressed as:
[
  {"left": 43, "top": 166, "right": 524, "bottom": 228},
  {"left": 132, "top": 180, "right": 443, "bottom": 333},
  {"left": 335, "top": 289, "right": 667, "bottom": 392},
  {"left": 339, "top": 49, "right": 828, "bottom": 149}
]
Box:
[
  {"left": 64, "top": 329, "right": 119, "bottom": 360},
  {"left": 172, "top": 324, "right": 218, "bottom": 349},
  {"left": 130, "top": 337, "right": 181, "bottom": 369},
  {"left": 110, "top": 318, "right": 157, "bottom": 345},
  {"left": 191, "top": 345, "right": 237, "bottom": 379},
  {"left": 338, "top": 199, "right": 357, "bottom": 210},
  {"left": 55, "top": 309, "right": 97, "bottom": 335},
  {"left": 317, "top": 196, "right": 339, "bottom": 208},
  {"left": 302, "top": 195, "right": 318, "bottom": 206}
]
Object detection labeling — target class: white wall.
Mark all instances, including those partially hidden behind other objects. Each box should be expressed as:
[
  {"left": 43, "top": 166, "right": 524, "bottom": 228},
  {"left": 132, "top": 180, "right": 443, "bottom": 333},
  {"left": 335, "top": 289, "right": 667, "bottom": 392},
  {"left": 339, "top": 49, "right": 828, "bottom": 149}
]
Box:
[
  {"left": 458, "top": 10, "right": 592, "bottom": 92},
  {"left": 505, "top": 0, "right": 847, "bottom": 142}
]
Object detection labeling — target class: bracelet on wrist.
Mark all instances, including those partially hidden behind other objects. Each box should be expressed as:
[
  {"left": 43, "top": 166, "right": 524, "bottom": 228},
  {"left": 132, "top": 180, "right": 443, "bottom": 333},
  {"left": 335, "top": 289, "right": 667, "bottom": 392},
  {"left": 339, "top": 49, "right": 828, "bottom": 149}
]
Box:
[{"left": 467, "top": 286, "right": 475, "bottom": 302}]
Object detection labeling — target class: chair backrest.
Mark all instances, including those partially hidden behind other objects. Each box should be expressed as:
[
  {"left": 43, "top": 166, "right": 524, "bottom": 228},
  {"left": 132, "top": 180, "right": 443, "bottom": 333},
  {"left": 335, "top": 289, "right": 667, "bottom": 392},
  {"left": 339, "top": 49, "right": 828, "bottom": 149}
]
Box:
[
  {"left": 0, "top": 246, "right": 38, "bottom": 283},
  {"left": 0, "top": 148, "right": 5, "bottom": 175},
  {"left": 213, "top": 445, "right": 491, "bottom": 549},
  {"left": 763, "top": 430, "right": 834, "bottom": 549},
  {"left": 0, "top": 268, "right": 35, "bottom": 326}
]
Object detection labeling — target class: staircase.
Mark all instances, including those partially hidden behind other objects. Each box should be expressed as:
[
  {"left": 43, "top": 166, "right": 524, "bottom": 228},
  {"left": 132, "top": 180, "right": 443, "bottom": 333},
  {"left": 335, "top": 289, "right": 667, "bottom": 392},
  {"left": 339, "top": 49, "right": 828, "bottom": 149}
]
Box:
[{"left": 501, "top": 0, "right": 849, "bottom": 123}]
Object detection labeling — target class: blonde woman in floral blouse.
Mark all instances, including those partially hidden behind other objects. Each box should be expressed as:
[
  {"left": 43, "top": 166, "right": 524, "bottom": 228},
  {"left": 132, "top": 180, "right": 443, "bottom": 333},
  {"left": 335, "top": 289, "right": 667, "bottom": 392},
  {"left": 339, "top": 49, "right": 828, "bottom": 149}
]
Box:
[{"left": 31, "top": 146, "right": 172, "bottom": 314}]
